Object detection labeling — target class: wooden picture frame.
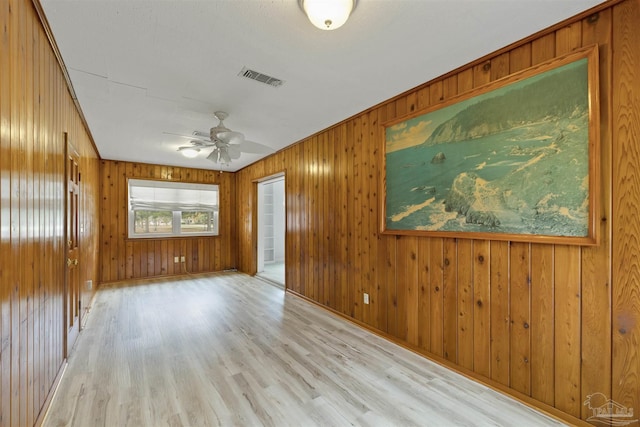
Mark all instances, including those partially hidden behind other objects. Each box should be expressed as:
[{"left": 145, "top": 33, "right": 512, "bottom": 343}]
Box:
[{"left": 380, "top": 45, "right": 600, "bottom": 245}]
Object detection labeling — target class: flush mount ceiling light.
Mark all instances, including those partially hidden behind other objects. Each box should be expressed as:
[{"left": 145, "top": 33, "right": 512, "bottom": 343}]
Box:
[
  {"left": 299, "top": 0, "right": 357, "bottom": 31},
  {"left": 178, "top": 146, "right": 200, "bottom": 158}
]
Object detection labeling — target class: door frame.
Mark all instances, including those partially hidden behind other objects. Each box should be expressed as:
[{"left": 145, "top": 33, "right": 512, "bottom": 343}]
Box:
[
  {"left": 64, "top": 133, "right": 81, "bottom": 357},
  {"left": 253, "top": 171, "right": 286, "bottom": 288}
]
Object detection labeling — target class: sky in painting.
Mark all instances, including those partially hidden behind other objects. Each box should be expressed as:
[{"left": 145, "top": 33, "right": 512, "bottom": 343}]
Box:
[{"left": 385, "top": 100, "right": 470, "bottom": 153}]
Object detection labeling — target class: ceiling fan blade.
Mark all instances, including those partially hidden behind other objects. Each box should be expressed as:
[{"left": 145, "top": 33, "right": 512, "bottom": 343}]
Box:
[
  {"left": 227, "top": 145, "right": 241, "bottom": 159},
  {"left": 163, "top": 131, "right": 211, "bottom": 143},
  {"left": 236, "top": 140, "right": 274, "bottom": 154},
  {"left": 186, "top": 140, "right": 211, "bottom": 148},
  {"left": 217, "top": 131, "right": 244, "bottom": 145},
  {"left": 192, "top": 130, "right": 211, "bottom": 139},
  {"left": 163, "top": 131, "right": 195, "bottom": 139}
]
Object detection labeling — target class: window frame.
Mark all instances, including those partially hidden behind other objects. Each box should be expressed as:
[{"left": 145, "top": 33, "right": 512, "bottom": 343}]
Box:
[{"left": 127, "top": 179, "right": 220, "bottom": 239}]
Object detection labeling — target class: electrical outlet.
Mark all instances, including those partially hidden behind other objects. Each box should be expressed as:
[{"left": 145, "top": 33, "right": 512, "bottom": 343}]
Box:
[
  {"left": 363, "top": 293, "right": 370, "bottom": 304},
  {"left": 180, "top": 256, "right": 186, "bottom": 262},
  {"left": 174, "top": 256, "right": 179, "bottom": 263},
  {"left": 86, "top": 280, "right": 93, "bottom": 291}
]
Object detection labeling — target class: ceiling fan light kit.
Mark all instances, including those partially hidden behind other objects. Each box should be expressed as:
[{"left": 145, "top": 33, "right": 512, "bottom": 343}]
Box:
[
  {"left": 299, "top": 0, "right": 356, "bottom": 31},
  {"left": 178, "top": 146, "right": 200, "bottom": 158}
]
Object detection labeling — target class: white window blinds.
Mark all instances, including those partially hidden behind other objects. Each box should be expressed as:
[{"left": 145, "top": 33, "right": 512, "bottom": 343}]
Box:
[{"left": 128, "top": 179, "right": 219, "bottom": 212}]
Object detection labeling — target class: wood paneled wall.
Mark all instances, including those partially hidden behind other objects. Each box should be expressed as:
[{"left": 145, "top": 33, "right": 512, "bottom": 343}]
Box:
[
  {"left": 611, "top": 0, "right": 640, "bottom": 417},
  {"left": 236, "top": 1, "right": 640, "bottom": 424},
  {"left": 0, "top": 0, "right": 101, "bottom": 425},
  {"left": 99, "top": 161, "right": 237, "bottom": 283}
]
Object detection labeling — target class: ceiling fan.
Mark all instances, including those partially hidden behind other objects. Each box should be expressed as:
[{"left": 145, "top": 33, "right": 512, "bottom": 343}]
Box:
[{"left": 174, "top": 111, "right": 273, "bottom": 164}]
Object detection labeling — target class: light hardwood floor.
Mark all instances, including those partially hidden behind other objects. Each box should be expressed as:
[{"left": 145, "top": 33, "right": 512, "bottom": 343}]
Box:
[{"left": 43, "top": 273, "right": 566, "bottom": 427}]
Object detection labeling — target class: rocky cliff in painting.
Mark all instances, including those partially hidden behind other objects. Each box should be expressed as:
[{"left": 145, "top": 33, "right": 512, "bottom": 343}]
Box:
[
  {"left": 431, "top": 152, "right": 446, "bottom": 164},
  {"left": 441, "top": 123, "right": 589, "bottom": 236},
  {"left": 423, "top": 61, "right": 588, "bottom": 146}
]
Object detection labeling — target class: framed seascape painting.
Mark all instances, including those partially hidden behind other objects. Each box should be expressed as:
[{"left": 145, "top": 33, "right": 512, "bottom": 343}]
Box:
[{"left": 381, "top": 45, "right": 600, "bottom": 245}]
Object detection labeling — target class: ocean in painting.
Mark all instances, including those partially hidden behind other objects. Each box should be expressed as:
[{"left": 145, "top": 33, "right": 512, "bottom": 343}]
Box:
[{"left": 385, "top": 58, "right": 591, "bottom": 237}]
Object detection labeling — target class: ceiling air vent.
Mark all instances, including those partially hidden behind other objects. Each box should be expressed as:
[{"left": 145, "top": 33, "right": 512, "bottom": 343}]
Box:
[{"left": 238, "top": 67, "right": 284, "bottom": 88}]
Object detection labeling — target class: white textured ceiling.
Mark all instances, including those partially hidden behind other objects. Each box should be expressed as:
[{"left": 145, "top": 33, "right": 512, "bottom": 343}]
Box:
[{"left": 40, "top": 0, "right": 606, "bottom": 172}]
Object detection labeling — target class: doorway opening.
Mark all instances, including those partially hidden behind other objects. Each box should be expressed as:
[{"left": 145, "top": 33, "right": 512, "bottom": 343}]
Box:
[{"left": 257, "top": 176, "right": 285, "bottom": 287}]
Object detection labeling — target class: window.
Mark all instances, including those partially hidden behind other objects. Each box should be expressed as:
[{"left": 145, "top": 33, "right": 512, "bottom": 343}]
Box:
[{"left": 128, "top": 179, "right": 219, "bottom": 238}]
